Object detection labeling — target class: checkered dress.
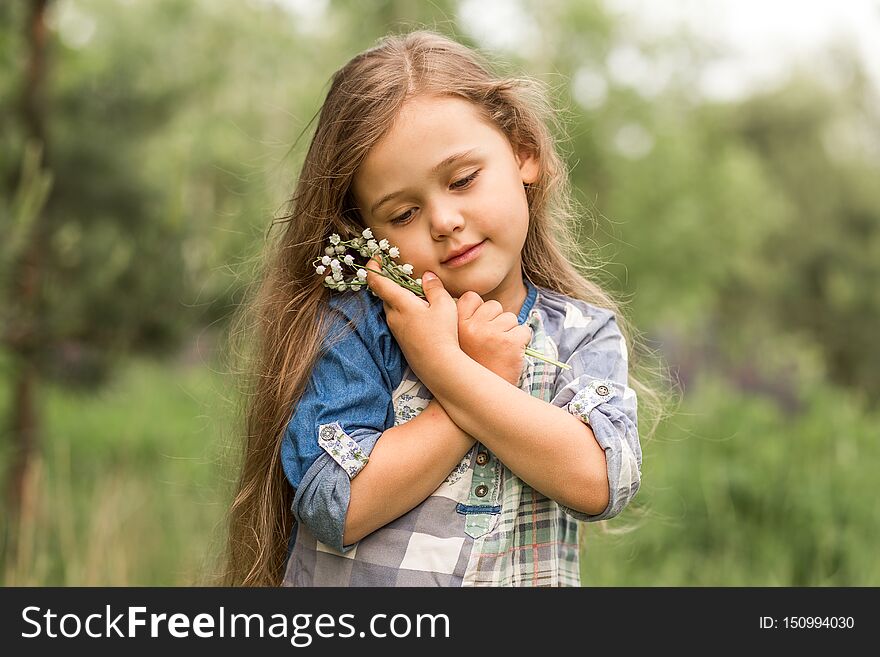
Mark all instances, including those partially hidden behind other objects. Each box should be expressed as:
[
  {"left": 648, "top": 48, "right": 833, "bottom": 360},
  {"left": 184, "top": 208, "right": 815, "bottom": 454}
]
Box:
[{"left": 282, "top": 287, "right": 641, "bottom": 587}]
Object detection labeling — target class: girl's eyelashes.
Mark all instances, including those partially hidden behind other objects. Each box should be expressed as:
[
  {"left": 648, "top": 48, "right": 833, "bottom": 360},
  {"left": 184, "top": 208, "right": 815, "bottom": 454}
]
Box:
[
  {"left": 389, "top": 170, "right": 481, "bottom": 226},
  {"left": 390, "top": 209, "right": 414, "bottom": 225},
  {"left": 450, "top": 169, "right": 480, "bottom": 190}
]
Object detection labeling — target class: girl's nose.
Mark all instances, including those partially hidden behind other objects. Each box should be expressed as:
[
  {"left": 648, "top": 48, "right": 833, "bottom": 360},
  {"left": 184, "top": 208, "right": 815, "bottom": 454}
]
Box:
[{"left": 428, "top": 203, "right": 465, "bottom": 239}]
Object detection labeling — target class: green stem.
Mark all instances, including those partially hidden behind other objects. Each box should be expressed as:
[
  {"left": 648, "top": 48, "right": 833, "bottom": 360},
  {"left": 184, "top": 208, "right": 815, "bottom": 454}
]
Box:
[
  {"left": 525, "top": 347, "right": 571, "bottom": 370},
  {"left": 363, "top": 265, "right": 423, "bottom": 295}
]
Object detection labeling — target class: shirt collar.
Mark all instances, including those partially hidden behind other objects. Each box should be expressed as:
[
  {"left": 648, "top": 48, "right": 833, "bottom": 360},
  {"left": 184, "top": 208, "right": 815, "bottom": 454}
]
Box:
[{"left": 517, "top": 277, "right": 538, "bottom": 324}]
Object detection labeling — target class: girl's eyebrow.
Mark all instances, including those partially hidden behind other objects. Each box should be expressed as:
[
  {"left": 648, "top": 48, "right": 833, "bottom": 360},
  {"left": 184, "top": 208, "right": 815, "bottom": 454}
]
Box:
[{"left": 369, "top": 148, "right": 481, "bottom": 215}]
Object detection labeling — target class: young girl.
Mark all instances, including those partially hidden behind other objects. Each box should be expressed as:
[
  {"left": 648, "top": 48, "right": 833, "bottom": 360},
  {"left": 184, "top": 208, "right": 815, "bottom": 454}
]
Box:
[{"left": 224, "top": 30, "right": 648, "bottom": 587}]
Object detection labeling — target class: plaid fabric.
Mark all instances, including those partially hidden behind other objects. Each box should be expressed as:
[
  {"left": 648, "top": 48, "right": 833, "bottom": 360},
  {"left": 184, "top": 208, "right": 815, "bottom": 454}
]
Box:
[
  {"left": 284, "top": 497, "right": 474, "bottom": 586},
  {"left": 461, "top": 309, "right": 582, "bottom": 586},
  {"left": 282, "top": 288, "right": 639, "bottom": 587}
]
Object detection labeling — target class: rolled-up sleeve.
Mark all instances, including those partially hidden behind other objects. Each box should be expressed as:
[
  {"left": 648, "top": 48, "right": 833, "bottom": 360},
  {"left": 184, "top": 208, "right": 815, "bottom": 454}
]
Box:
[
  {"left": 550, "top": 313, "right": 641, "bottom": 522},
  {"left": 281, "top": 293, "right": 399, "bottom": 552}
]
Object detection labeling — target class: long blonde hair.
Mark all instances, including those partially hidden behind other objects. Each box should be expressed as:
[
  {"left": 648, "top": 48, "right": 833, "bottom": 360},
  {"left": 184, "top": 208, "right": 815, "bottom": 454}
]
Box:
[{"left": 221, "top": 29, "right": 667, "bottom": 586}]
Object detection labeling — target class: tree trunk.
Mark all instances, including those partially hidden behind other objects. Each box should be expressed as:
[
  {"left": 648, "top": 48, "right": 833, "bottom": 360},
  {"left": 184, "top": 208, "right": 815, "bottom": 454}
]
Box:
[{"left": 6, "top": 0, "right": 50, "bottom": 536}]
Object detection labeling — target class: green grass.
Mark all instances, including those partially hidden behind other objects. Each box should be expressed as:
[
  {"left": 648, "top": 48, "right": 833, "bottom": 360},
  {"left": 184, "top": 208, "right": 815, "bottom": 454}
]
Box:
[
  {"left": 1, "top": 355, "right": 238, "bottom": 585},
  {"left": 2, "top": 355, "right": 877, "bottom": 585}
]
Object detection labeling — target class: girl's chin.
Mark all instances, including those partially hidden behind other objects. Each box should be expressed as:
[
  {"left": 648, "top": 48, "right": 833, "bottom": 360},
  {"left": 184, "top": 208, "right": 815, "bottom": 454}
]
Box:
[{"left": 432, "top": 269, "right": 502, "bottom": 298}]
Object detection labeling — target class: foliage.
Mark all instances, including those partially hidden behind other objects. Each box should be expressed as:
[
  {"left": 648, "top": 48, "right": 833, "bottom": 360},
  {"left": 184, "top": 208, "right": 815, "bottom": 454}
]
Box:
[{"left": 582, "top": 372, "right": 880, "bottom": 586}]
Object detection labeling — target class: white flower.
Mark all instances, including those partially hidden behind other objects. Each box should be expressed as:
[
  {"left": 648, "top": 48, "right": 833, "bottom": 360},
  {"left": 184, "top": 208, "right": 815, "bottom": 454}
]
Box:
[
  {"left": 330, "top": 259, "right": 341, "bottom": 270},
  {"left": 415, "top": 278, "right": 422, "bottom": 286},
  {"left": 351, "top": 284, "right": 362, "bottom": 291},
  {"left": 335, "top": 245, "right": 346, "bottom": 254},
  {"left": 388, "top": 247, "right": 400, "bottom": 258},
  {"left": 343, "top": 254, "right": 354, "bottom": 266},
  {"left": 321, "top": 255, "right": 331, "bottom": 266},
  {"left": 336, "top": 283, "right": 347, "bottom": 291},
  {"left": 332, "top": 272, "right": 343, "bottom": 282},
  {"left": 362, "top": 228, "right": 373, "bottom": 239},
  {"left": 325, "top": 246, "right": 336, "bottom": 256},
  {"left": 324, "top": 276, "right": 334, "bottom": 285},
  {"left": 401, "top": 263, "right": 414, "bottom": 275},
  {"left": 379, "top": 238, "right": 390, "bottom": 251},
  {"left": 356, "top": 268, "right": 367, "bottom": 281},
  {"left": 353, "top": 237, "right": 365, "bottom": 248},
  {"left": 315, "top": 265, "right": 326, "bottom": 275},
  {"left": 329, "top": 234, "right": 340, "bottom": 245},
  {"left": 366, "top": 239, "right": 379, "bottom": 252}
]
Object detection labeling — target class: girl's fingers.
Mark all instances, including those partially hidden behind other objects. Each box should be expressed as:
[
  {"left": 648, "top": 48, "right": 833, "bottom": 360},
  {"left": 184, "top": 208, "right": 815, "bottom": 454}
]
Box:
[
  {"left": 510, "top": 323, "right": 533, "bottom": 347},
  {"left": 490, "top": 312, "right": 520, "bottom": 331},
  {"left": 420, "top": 271, "right": 454, "bottom": 310},
  {"left": 363, "top": 255, "right": 381, "bottom": 286},
  {"left": 364, "top": 255, "right": 396, "bottom": 310},
  {"left": 455, "top": 290, "right": 483, "bottom": 320},
  {"left": 471, "top": 298, "right": 504, "bottom": 322}
]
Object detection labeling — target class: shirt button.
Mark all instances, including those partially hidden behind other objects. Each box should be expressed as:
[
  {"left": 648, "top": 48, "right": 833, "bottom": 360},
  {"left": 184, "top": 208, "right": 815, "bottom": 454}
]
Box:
[
  {"left": 596, "top": 384, "right": 610, "bottom": 397},
  {"left": 475, "top": 451, "right": 489, "bottom": 466},
  {"left": 474, "top": 484, "right": 489, "bottom": 498}
]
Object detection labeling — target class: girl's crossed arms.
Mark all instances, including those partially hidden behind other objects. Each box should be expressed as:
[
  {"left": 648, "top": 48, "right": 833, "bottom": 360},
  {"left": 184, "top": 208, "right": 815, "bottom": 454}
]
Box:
[{"left": 344, "top": 264, "right": 610, "bottom": 544}]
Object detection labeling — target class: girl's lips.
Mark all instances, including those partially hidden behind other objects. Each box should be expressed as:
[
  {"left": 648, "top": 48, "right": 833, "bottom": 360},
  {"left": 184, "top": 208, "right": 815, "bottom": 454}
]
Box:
[{"left": 443, "top": 240, "right": 486, "bottom": 268}]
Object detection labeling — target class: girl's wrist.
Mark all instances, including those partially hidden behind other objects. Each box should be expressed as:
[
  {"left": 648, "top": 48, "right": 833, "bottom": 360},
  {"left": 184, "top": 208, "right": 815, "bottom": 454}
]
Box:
[
  {"left": 425, "top": 398, "right": 476, "bottom": 445},
  {"left": 414, "top": 342, "right": 464, "bottom": 366},
  {"left": 407, "top": 344, "right": 467, "bottom": 393},
  {"left": 420, "top": 347, "right": 472, "bottom": 391}
]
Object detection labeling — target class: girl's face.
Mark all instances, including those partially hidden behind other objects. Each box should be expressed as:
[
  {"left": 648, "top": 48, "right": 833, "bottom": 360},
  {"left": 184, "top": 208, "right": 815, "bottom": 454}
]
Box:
[{"left": 352, "top": 94, "right": 539, "bottom": 313}]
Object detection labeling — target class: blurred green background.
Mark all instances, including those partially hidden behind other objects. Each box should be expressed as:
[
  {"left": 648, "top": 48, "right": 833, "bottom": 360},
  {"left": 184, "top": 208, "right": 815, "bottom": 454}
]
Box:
[{"left": 2, "top": 0, "right": 878, "bottom": 586}]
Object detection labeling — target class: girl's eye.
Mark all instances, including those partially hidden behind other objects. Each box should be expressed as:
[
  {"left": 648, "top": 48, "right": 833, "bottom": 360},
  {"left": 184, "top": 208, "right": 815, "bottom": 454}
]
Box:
[
  {"left": 390, "top": 208, "right": 414, "bottom": 225},
  {"left": 451, "top": 170, "right": 479, "bottom": 190}
]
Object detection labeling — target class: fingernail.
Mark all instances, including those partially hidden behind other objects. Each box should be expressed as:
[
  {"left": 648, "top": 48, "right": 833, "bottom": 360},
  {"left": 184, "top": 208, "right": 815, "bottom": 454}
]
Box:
[{"left": 422, "top": 271, "right": 437, "bottom": 282}]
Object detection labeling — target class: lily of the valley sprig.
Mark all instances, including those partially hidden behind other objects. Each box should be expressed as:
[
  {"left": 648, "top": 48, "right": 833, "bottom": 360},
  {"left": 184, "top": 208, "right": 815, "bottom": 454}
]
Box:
[
  {"left": 314, "top": 229, "right": 571, "bottom": 371},
  {"left": 314, "top": 228, "right": 422, "bottom": 295}
]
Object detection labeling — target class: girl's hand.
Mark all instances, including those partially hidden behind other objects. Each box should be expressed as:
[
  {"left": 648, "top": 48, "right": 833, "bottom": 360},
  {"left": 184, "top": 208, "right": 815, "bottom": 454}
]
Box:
[
  {"left": 455, "top": 291, "right": 533, "bottom": 386},
  {"left": 365, "top": 257, "right": 461, "bottom": 383}
]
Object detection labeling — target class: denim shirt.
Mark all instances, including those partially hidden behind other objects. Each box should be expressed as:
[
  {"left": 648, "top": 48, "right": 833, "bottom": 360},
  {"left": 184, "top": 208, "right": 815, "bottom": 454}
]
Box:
[
  {"left": 280, "top": 277, "right": 641, "bottom": 586},
  {"left": 281, "top": 288, "right": 405, "bottom": 554}
]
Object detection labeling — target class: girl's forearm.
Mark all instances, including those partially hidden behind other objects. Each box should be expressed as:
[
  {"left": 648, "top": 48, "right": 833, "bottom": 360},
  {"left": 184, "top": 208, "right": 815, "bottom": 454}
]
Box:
[
  {"left": 419, "top": 348, "right": 610, "bottom": 515},
  {"left": 343, "top": 399, "right": 476, "bottom": 545}
]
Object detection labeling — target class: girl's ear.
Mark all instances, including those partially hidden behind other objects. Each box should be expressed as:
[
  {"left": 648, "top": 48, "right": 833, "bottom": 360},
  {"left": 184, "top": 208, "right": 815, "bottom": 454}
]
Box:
[{"left": 516, "top": 148, "right": 540, "bottom": 184}]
